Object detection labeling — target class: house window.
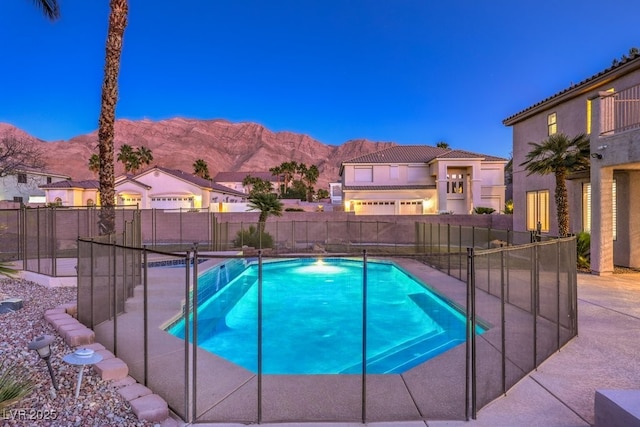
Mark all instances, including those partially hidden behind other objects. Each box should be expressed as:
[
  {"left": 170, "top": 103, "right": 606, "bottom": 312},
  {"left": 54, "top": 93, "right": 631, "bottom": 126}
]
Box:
[
  {"left": 87, "top": 199, "right": 95, "bottom": 207},
  {"left": 582, "top": 181, "right": 616, "bottom": 240},
  {"left": 17, "top": 173, "right": 27, "bottom": 184},
  {"left": 547, "top": 112, "right": 557, "bottom": 136},
  {"left": 526, "top": 190, "right": 549, "bottom": 232},
  {"left": 47, "top": 176, "right": 52, "bottom": 184},
  {"left": 53, "top": 197, "right": 62, "bottom": 207},
  {"left": 389, "top": 165, "right": 399, "bottom": 180},
  {"left": 582, "top": 183, "right": 591, "bottom": 233},
  {"left": 447, "top": 173, "right": 464, "bottom": 194},
  {"left": 13, "top": 196, "right": 23, "bottom": 204},
  {"left": 354, "top": 166, "right": 373, "bottom": 182}
]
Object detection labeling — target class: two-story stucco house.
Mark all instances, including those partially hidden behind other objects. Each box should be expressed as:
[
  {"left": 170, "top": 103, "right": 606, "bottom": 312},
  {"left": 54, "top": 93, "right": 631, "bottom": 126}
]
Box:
[
  {"left": 0, "top": 168, "right": 70, "bottom": 205},
  {"left": 339, "top": 145, "right": 506, "bottom": 215},
  {"left": 503, "top": 51, "right": 640, "bottom": 274},
  {"left": 41, "top": 166, "right": 247, "bottom": 210}
]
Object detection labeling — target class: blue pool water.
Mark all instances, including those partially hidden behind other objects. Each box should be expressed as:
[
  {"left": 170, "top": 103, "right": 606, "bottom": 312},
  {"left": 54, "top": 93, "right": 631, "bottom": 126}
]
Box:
[{"left": 168, "top": 258, "right": 482, "bottom": 374}]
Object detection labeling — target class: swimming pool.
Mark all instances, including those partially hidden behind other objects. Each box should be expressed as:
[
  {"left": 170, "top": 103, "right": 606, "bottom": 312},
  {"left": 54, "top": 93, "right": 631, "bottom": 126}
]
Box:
[{"left": 168, "top": 258, "right": 481, "bottom": 374}]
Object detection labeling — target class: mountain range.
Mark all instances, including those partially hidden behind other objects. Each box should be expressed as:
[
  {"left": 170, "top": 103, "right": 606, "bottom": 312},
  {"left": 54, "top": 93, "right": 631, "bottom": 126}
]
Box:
[{"left": 0, "top": 118, "right": 397, "bottom": 190}]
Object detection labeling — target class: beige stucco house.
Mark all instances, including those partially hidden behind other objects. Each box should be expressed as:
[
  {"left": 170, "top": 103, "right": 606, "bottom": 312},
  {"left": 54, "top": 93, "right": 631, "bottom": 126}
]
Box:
[
  {"left": 339, "top": 145, "right": 506, "bottom": 215},
  {"left": 41, "top": 166, "right": 246, "bottom": 210},
  {"left": 503, "top": 51, "right": 640, "bottom": 274}
]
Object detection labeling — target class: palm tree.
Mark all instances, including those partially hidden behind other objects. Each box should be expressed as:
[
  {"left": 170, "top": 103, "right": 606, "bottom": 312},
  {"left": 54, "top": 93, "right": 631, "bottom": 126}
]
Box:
[
  {"left": 247, "top": 192, "right": 283, "bottom": 233},
  {"left": 269, "top": 165, "right": 283, "bottom": 196},
  {"left": 30, "top": 0, "right": 59, "bottom": 20},
  {"left": 98, "top": 0, "right": 129, "bottom": 235},
  {"left": 88, "top": 154, "right": 100, "bottom": 176},
  {"left": 117, "top": 144, "right": 135, "bottom": 172},
  {"left": 193, "top": 159, "right": 210, "bottom": 179},
  {"left": 520, "top": 133, "right": 590, "bottom": 237},
  {"left": 136, "top": 146, "right": 153, "bottom": 170},
  {"left": 436, "top": 141, "right": 450, "bottom": 149},
  {"left": 302, "top": 164, "right": 319, "bottom": 202}
]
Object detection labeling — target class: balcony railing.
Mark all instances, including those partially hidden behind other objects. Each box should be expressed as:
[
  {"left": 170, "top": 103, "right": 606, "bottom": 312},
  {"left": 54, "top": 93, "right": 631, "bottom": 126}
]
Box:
[{"left": 600, "top": 83, "right": 640, "bottom": 135}]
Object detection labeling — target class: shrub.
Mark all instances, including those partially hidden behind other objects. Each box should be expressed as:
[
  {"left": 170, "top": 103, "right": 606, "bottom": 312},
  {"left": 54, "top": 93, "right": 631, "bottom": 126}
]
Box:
[
  {"left": 503, "top": 199, "right": 514, "bottom": 214},
  {"left": 474, "top": 207, "right": 496, "bottom": 215},
  {"left": 284, "top": 208, "right": 304, "bottom": 212},
  {"left": 577, "top": 231, "right": 591, "bottom": 269},
  {"left": 232, "top": 225, "right": 274, "bottom": 249},
  {"left": 0, "top": 361, "right": 34, "bottom": 410}
]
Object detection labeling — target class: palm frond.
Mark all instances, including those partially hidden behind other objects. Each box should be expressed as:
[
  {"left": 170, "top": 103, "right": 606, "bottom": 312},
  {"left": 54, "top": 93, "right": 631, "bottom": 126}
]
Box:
[{"left": 31, "top": 0, "right": 59, "bottom": 20}]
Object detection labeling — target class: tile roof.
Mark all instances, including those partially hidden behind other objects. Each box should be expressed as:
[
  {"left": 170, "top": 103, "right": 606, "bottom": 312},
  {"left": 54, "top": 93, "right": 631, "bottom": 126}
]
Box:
[
  {"left": 436, "top": 149, "right": 507, "bottom": 162},
  {"left": 343, "top": 185, "right": 436, "bottom": 191},
  {"left": 151, "top": 166, "right": 213, "bottom": 188},
  {"left": 343, "top": 145, "right": 507, "bottom": 164},
  {"left": 210, "top": 182, "right": 247, "bottom": 197},
  {"left": 503, "top": 52, "right": 640, "bottom": 125},
  {"left": 40, "top": 179, "right": 99, "bottom": 189},
  {"left": 213, "top": 171, "right": 280, "bottom": 182},
  {"left": 344, "top": 145, "right": 449, "bottom": 163}
]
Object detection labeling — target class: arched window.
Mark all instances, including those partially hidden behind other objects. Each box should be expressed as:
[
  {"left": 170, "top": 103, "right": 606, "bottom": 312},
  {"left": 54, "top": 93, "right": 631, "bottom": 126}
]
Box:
[
  {"left": 86, "top": 199, "right": 95, "bottom": 207},
  {"left": 53, "top": 197, "right": 62, "bottom": 207}
]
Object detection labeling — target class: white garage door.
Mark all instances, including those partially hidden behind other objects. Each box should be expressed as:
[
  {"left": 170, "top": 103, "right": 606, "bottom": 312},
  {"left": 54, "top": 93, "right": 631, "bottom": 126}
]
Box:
[
  {"left": 150, "top": 196, "right": 193, "bottom": 210},
  {"left": 399, "top": 201, "right": 423, "bottom": 215},
  {"left": 353, "top": 201, "right": 395, "bottom": 215}
]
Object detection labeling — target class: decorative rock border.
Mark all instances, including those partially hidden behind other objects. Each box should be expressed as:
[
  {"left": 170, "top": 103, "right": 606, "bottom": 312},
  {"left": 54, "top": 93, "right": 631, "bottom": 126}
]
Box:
[{"left": 44, "top": 304, "right": 173, "bottom": 425}]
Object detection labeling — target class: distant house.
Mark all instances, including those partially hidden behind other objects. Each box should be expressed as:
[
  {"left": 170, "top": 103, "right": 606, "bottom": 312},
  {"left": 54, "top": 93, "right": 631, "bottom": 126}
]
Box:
[
  {"left": 503, "top": 51, "right": 640, "bottom": 274},
  {"left": 213, "top": 171, "right": 281, "bottom": 194},
  {"left": 41, "top": 166, "right": 247, "bottom": 210},
  {"left": 0, "top": 168, "right": 70, "bottom": 205},
  {"left": 329, "top": 182, "right": 343, "bottom": 205},
  {"left": 339, "top": 145, "right": 506, "bottom": 215}
]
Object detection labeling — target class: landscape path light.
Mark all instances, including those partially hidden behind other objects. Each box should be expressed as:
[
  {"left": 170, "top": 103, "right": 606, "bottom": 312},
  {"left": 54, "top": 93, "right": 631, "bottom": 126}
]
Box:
[
  {"left": 63, "top": 348, "right": 103, "bottom": 399},
  {"left": 28, "top": 334, "right": 58, "bottom": 390}
]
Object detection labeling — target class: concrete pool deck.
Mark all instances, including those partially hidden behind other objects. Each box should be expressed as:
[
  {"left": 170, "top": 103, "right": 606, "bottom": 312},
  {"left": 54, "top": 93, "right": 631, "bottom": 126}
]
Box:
[{"left": 181, "top": 271, "right": 640, "bottom": 427}]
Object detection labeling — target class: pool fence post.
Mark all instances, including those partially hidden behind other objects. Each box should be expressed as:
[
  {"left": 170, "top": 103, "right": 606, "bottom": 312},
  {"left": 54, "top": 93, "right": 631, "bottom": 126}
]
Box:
[
  {"left": 361, "top": 249, "right": 368, "bottom": 424},
  {"left": 257, "top": 250, "right": 263, "bottom": 424},
  {"left": 500, "top": 247, "right": 506, "bottom": 395},
  {"left": 533, "top": 244, "right": 538, "bottom": 369},
  {"left": 465, "top": 247, "right": 472, "bottom": 420},
  {"left": 556, "top": 241, "right": 561, "bottom": 351},
  {"left": 471, "top": 247, "right": 477, "bottom": 419},
  {"left": 89, "top": 239, "right": 95, "bottom": 329},
  {"left": 184, "top": 250, "right": 191, "bottom": 423},
  {"left": 192, "top": 243, "right": 199, "bottom": 422},
  {"left": 52, "top": 206, "right": 57, "bottom": 277},
  {"left": 112, "top": 237, "right": 118, "bottom": 356},
  {"left": 447, "top": 224, "right": 451, "bottom": 275},
  {"left": 143, "top": 245, "right": 148, "bottom": 388}
]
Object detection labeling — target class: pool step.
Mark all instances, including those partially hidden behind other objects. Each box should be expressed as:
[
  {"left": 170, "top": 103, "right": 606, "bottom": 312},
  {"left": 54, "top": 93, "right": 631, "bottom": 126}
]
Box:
[
  {"left": 196, "top": 273, "right": 257, "bottom": 337},
  {"left": 340, "top": 331, "right": 463, "bottom": 374}
]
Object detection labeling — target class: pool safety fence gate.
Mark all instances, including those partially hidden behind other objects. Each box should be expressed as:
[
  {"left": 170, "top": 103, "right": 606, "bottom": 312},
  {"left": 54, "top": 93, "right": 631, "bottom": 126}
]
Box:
[{"left": 76, "top": 235, "right": 577, "bottom": 423}]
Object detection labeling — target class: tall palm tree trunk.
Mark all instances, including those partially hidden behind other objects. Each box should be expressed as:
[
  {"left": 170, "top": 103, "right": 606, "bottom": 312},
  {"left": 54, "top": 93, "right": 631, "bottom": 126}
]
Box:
[
  {"left": 98, "top": 0, "right": 128, "bottom": 235},
  {"left": 555, "top": 169, "right": 569, "bottom": 237}
]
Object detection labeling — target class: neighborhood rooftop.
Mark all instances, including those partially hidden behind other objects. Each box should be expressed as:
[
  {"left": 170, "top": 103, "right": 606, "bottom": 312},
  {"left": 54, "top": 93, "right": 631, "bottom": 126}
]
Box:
[{"left": 343, "top": 145, "right": 506, "bottom": 164}]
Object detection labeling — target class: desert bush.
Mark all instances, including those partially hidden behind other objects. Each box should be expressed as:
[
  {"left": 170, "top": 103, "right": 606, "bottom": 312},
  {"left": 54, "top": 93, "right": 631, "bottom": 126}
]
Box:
[
  {"left": 577, "top": 231, "right": 590, "bottom": 269},
  {"left": 0, "top": 361, "right": 34, "bottom": 410},
  {"left": 233, "top": 225, "right": 274, "bottom": 249},
  {"left": 474, "top": 207, "right": 496, "bottom": 214}
]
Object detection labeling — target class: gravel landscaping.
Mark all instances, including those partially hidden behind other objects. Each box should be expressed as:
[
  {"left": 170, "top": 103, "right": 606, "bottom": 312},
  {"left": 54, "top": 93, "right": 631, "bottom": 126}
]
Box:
[{"left": 0, "top": 278, "right": 154, "bottom": 427}]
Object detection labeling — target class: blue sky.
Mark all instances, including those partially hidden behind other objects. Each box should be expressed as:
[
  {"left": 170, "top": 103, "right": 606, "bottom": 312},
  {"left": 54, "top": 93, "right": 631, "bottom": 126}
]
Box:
[{"left": 1, "top": 0, "right": 638, "bottom": 158}]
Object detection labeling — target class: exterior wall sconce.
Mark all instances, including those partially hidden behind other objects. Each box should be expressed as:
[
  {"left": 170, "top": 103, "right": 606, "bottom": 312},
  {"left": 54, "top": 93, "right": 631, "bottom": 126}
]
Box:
[
  {"left": 28, "top": 335, "right": 58, "bottom": 390},
  {"left": 591, "top": 153, "right": 603, "bottom": 159}
]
